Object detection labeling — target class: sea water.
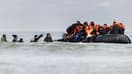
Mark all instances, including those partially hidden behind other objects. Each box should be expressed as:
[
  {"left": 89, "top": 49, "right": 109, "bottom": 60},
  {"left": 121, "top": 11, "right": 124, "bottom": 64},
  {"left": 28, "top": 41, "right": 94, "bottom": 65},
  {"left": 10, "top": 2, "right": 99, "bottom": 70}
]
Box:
[{"left": 0, "top": 32, "right": 132, "bottom": 74}]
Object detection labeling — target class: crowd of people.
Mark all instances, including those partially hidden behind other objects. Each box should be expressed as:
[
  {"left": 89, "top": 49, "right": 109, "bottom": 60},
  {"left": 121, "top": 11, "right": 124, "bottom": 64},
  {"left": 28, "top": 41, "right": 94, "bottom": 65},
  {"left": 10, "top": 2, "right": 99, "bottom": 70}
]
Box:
[
  {"left": 0, "top": 20, "right": 126, "bottom": 43},
  {"left": 0, "top": 33, "right": 53, "bottom": 43},
  {"left": 58, "top": 20, "right": 125, "bottom": 42}
]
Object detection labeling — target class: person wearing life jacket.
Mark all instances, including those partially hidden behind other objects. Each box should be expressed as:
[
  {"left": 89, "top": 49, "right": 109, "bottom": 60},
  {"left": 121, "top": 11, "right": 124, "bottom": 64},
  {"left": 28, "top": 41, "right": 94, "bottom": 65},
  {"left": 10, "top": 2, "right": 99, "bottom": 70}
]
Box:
[
  {"left": 89, "top": 21, "right": 96, "bottom": 28},
  {"left": 119, "top": 23, "right": 125, "bottom": 34},
  {"left": 84, "top": 25, "right": 96, "bottom": 42},
  {"left": 71, "top": 23, "right": 85, "bottom": 42},
  {"left": 98, "top": 24, "right": 110, "bottom": 35},
  {"left": 66, "top": 21, "right": 82, "bottom": 34},
  {"left": 30, "top": 34, "right": 43, "bottom": 42},
  {"left": 12, "top": 35, "right": 19, "bottom": 42},
  {"left": 44, "top": 33, "right": 53, "bottom": 42},
  {"left": 85, "top": 25, "right": 93, "bottom": 37},
  {"left": 110, "top": 21, "right": 123, "bottom": 34},
  {"left": 103, "top": 24, "right": 110, "bottom": 33},
  {"left": 89, "top": 21, "right": 98, "bottom": 35},
  {"left": 95, "top": 24, "right": 100, "bottom": 35},
  {"left": 1, "top": 34, "right": 7, "bottom": 42}
]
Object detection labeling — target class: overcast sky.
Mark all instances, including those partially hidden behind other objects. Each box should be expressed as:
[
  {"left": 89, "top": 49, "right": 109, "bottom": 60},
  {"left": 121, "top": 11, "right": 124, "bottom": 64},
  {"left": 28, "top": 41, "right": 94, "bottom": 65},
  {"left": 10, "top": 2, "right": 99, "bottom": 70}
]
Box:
[{"left": 0, "top": 0, "right": 132, "bottom": 32}]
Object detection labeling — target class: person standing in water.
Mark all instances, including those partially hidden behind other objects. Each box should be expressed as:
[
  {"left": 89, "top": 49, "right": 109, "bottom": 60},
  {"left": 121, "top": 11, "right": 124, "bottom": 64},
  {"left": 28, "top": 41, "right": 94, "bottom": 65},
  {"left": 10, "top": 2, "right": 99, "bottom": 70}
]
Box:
[
  {"left": 44, "top": 33, "right": 53, "bottom": 42},
  {"left": 19, "top": 38, "right": 24, "bottom": 43},
  {"left": 12, "top": 35, "right": 19, "bottom": 42},
  {"left": 1, "top": 34, "right": 7, "bottom": 42},
  {"left": 30, "top": 34, "right": 43, "bottom": 42}
]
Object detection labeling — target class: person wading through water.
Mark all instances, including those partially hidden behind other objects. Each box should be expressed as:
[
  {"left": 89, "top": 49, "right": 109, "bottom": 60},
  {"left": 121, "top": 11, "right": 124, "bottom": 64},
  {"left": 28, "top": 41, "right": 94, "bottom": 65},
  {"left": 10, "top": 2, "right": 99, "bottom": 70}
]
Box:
[{"left": 30, "top": 34, "right": 43, "bottom": 42}]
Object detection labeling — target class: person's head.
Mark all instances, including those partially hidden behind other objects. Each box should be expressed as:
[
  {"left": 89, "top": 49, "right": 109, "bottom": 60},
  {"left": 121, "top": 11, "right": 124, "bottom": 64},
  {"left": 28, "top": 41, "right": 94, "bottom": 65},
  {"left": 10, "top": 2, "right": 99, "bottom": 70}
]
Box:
[
  {"left": 34, "top": 35, "right": 38, "bottom": 38},
  {"left": 84, "top": 21, "right": 88, "bottom": 26},
  {"left": 104, "top": 24, "right": 107, "bottom": 26},
  {"left": 47, "top": 33, "right": 51, "bottom": 37},
  {"left": 103, "top": 24, "right": 108, "bottom": 29},
  {"left": 2, "top": 34, "right": 6, "bottom": 38},
  {"left": 76, "top": 20, "right": 82, "bottom": 25},
  {"left": 12, "top": 35, "right": 18, "bottom": 39},
  {"left": 89, "top": 21, "right": 95, "bottom": 26},
  {"left": 119, "top": 23, "right": 125, "bottom": 29},
  {"left": 19, "top": 38, "right": 24, "bottom": 42},
  {"left": 113, "top": 21, "right": 116, "bottom": 24},
  {"left": 77, "top": 20, "right": 80, "bottom": 23},
  {"left": 113, "top": 20, "right": 119, "bottom": 25}
]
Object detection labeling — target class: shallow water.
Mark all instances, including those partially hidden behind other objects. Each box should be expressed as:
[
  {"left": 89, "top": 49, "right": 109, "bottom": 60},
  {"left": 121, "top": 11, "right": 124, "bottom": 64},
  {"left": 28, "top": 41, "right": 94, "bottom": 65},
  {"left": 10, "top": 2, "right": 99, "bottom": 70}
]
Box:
[{"left": 0, "top": 32, "right": 132, "bottom": 74}]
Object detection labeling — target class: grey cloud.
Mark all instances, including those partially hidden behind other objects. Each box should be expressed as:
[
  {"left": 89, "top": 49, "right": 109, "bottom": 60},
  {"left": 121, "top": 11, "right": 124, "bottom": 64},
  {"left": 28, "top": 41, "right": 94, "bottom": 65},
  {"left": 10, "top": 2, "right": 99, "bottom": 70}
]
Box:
[{"left": 0, "top": 0, "right": 131, "bottom": 32}]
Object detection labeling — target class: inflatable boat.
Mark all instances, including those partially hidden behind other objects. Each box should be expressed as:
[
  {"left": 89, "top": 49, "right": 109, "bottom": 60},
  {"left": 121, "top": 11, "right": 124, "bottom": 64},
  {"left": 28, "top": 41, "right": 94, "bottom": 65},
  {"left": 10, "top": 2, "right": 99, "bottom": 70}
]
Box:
[
  {"left": 57, "top": 34, "right": 131, "bottom": 44},
  {"left": 94, "top": 34, "right": 131, "bottom": 44}
]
